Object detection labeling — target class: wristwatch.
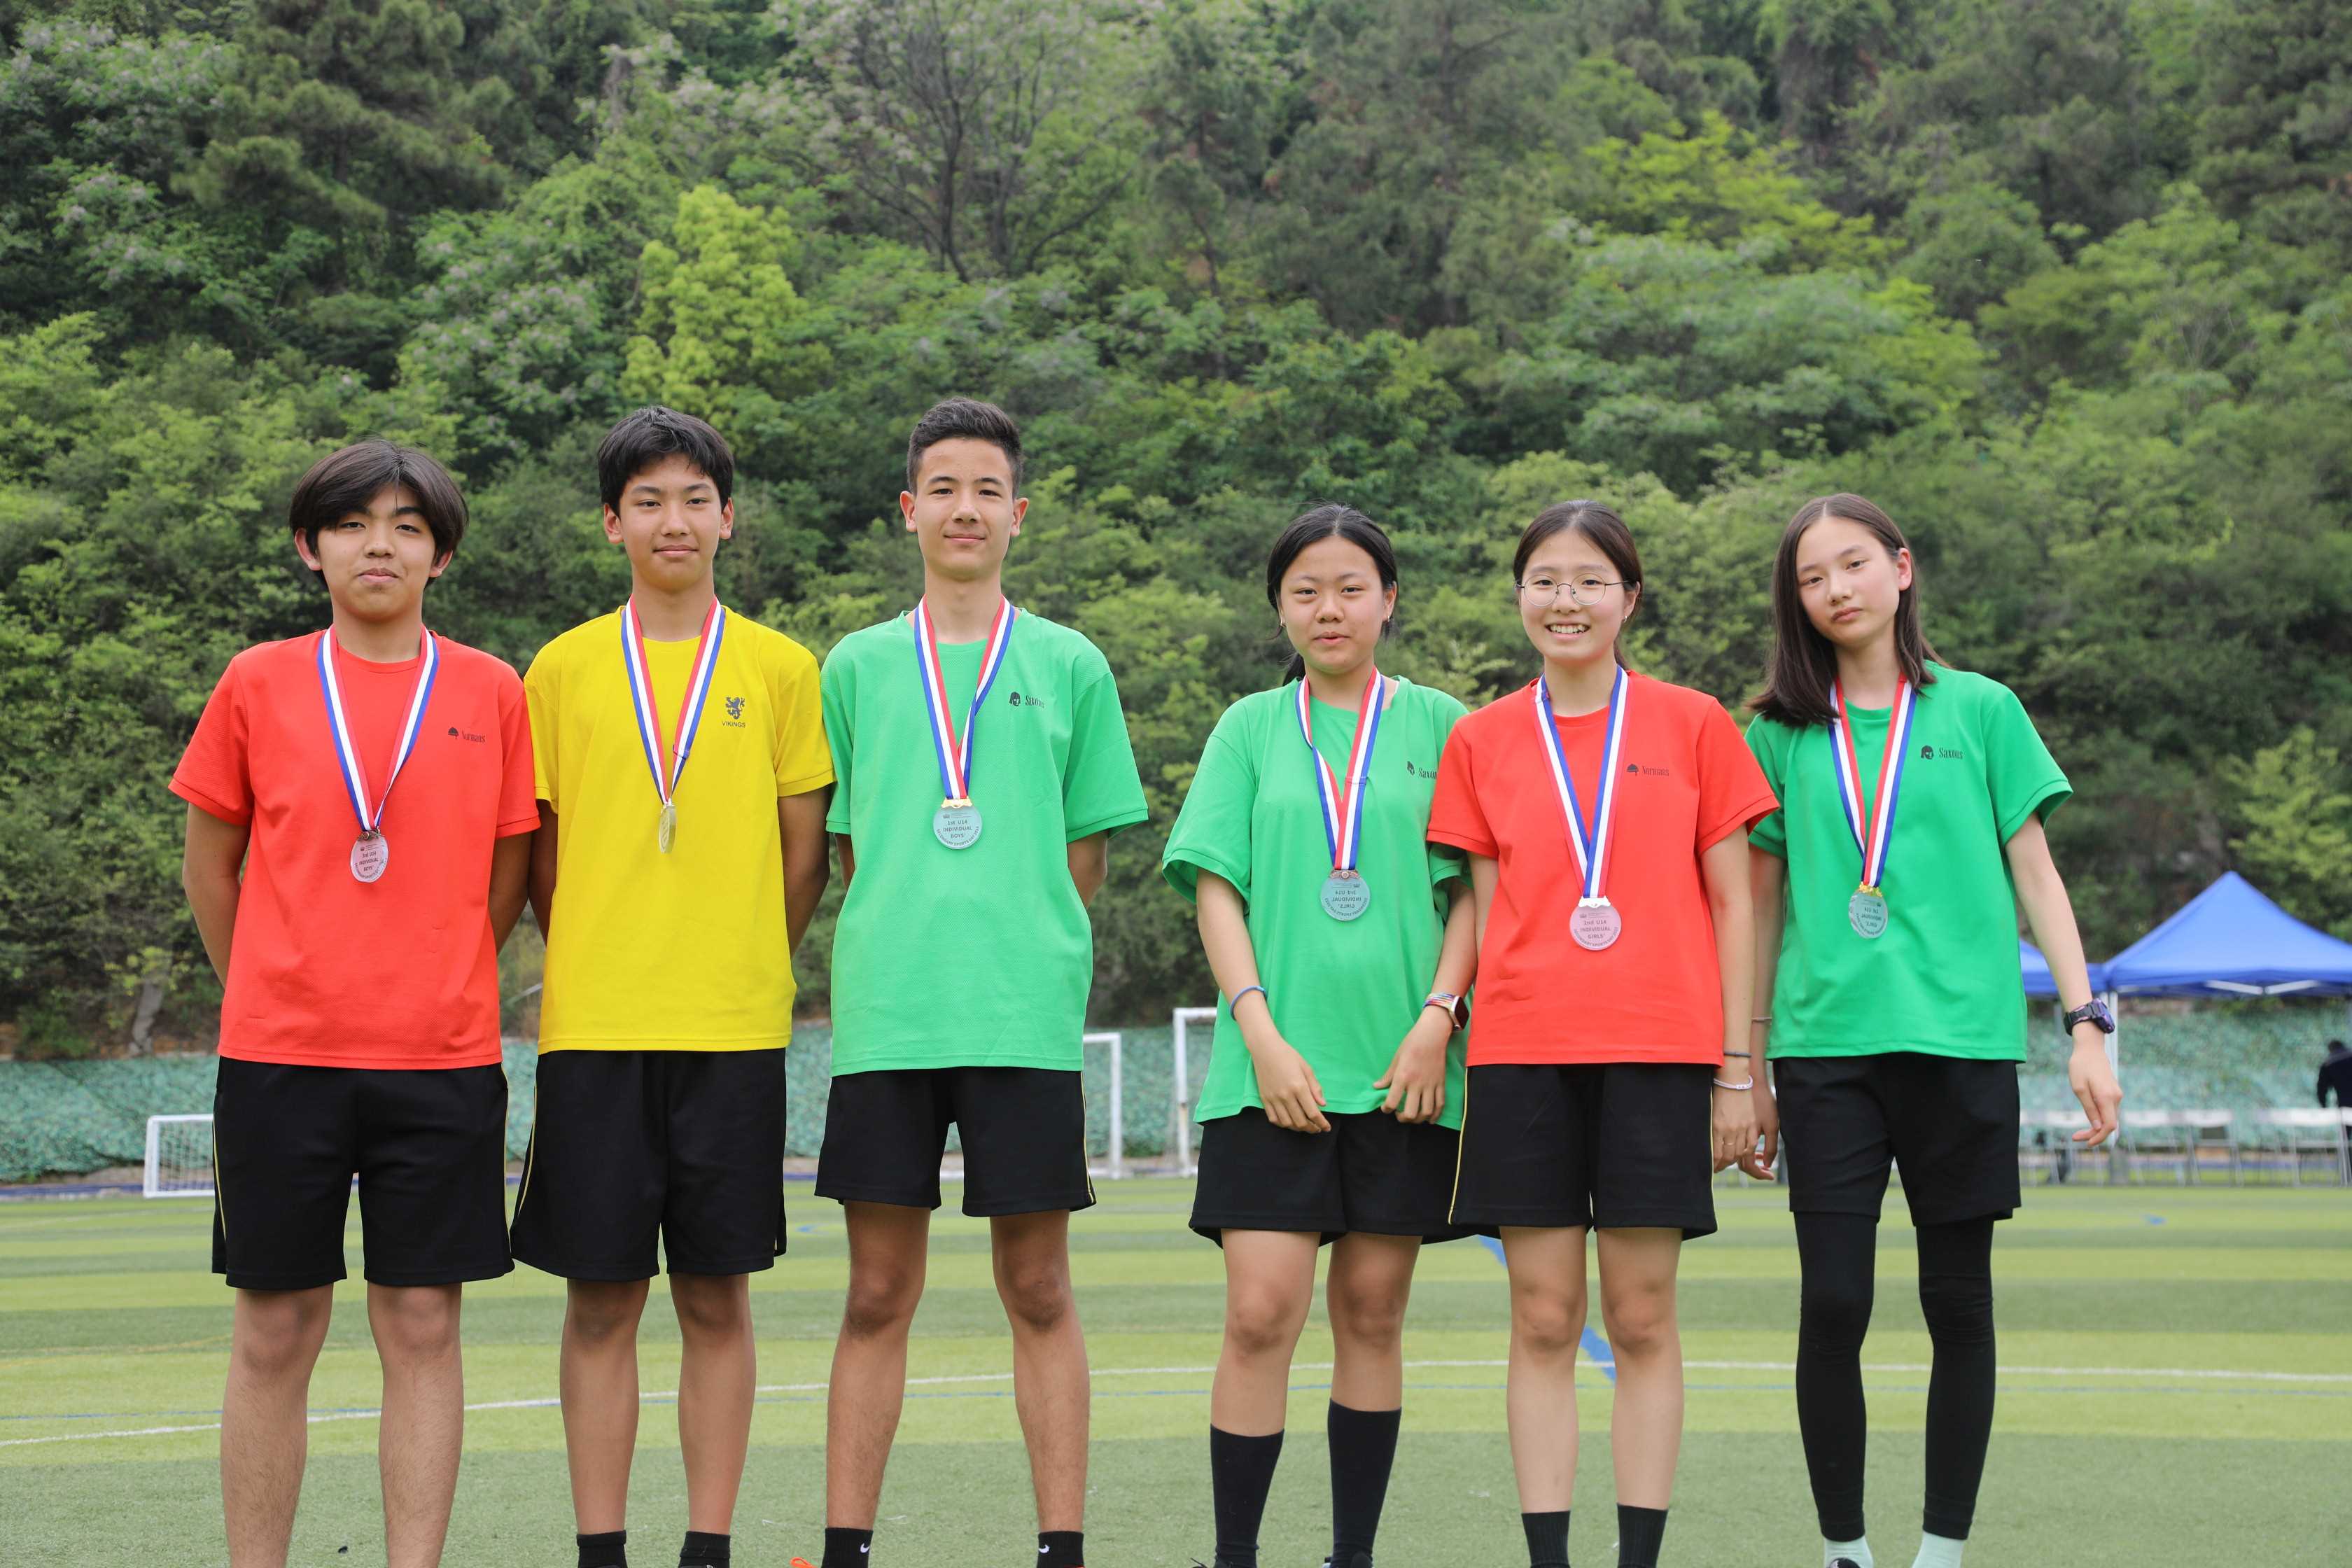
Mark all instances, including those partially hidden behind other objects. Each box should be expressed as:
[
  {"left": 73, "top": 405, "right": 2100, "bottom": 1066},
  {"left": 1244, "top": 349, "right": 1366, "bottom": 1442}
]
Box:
[
  {"left": 2062, "top": 999, "right": 2115, "bottom": 1039},
  {"left": 1423, "top": 991, "right": 1469, "bottom": 1031}
]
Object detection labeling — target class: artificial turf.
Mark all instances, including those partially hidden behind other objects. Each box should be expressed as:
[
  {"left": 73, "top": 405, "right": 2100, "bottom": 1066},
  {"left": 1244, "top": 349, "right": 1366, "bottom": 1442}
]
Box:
[{"left": 3, "top": 1182, "right": 2348, "bottom": 1564}]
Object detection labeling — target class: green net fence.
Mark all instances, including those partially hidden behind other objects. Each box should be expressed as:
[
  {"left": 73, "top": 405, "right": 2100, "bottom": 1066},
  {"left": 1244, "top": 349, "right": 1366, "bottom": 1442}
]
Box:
[{"left": 1, "top": 1010, "right": 2343, "bottom": 1183}]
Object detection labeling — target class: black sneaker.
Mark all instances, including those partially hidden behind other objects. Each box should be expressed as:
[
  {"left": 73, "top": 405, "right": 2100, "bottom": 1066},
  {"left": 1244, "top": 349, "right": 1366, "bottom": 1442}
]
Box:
[
  {"left": 1830, "top": 1560, "right": 1865, "bottom": 1568},
  {"left": 1322, "top": 1555, "right": 1373, "bottom": 1568}
]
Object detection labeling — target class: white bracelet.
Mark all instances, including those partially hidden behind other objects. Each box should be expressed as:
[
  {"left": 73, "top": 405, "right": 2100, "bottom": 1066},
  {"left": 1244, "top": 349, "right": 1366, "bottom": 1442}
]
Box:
[{"left": 1712, "top": 1076, "right": 1755, "bottom": 1091}]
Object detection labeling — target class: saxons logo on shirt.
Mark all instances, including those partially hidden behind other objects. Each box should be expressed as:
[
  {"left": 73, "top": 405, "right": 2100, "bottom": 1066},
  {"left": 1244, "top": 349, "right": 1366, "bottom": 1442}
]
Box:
[{"left": 1005, "top": 689, "right": 1048, "bottom": 708}]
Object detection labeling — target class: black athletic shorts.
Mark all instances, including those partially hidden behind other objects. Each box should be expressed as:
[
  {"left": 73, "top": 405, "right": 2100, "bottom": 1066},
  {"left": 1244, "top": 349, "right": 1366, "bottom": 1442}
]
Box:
[
  {"left": 1448, "top": 1062, "right": 1716, "bottom": 1238},
  {"left": 1189, "top": 1107, "right": 1471, "bottom": 1245},
  {"left": 211, "top": 1058, "right": 512, "bottom": 1292},
  {"left": 508, "top": 1049, "right": 788, "bottom": 1280},
  {"left": 816, "top": 1067, "right": 1095, "bottom": 1217},
  {"left": 1775, "top": 1052, "right": 2020, "bottom": 1226}
]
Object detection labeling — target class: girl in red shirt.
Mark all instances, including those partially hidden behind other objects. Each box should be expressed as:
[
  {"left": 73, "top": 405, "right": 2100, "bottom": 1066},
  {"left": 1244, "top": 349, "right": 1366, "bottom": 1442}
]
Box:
[{"left": 1428, "top": 500, "right": 1779, "bottom": 1568}]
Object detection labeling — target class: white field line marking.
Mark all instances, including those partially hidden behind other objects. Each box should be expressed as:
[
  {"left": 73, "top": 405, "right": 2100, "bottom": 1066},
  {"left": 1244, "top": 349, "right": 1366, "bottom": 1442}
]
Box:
[{"left": 9, "top": 1356, "right": 2348, "bottom": 1450}]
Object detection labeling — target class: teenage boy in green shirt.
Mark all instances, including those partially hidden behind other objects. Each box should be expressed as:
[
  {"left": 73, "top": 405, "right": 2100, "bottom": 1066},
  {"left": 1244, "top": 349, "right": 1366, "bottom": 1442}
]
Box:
[{"left": 812, "top": 398, "right": 1148, "bottom": 1568}]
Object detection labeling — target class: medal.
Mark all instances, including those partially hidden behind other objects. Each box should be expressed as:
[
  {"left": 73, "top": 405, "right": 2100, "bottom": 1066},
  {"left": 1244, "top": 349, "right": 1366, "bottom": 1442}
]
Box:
[
  {"left": 913, "top": 596, "right": 1018, "bottom": 851},
  {"left": 1532, "top": 666, "right": 1630, "bottom": 949},
  {"left": 1321, "top": 870, "right": 1371, "bottom": 921},
  {"left": 620, "top": 597, "right": 727, "bottom": 854},
  {"left": 933, "top": 802, "right": 983, "bottom": 848},
  {"left": 1828, "top": 676, "right": 1915, "bottom": 941},
  {"left": 349, "top": 830, "right": 389, "bottom": 884},
  {"left": 315, "top": 628, "right": 438, "bottom": 886},
  {"left": 1296, "top": 667, "right": 1385, "bottom": 920}
]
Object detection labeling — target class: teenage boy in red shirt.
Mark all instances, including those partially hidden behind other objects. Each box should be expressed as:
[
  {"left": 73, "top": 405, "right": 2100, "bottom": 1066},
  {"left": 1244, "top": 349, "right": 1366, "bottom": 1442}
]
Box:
[{"left": 176, "top": 439, "right": 539, "bottom": 1568}]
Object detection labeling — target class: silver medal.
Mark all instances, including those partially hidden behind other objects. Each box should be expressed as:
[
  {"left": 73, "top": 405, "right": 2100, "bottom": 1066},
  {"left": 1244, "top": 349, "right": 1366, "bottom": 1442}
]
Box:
[
  {"left": 349, "top": 830, "right": 389, "bottom": 884},
  {"left": 1320, "top": 869, "right": 1371, "bottom": 921},
  {"left": 933, "top": 801, "right": 983, "bottom": 849},
  {"left": 1570, "top": 899, "right": 1622, "bottom": 951},
  {"left": 1848, "top": 887, "right": 1888, "bottom": 939},
  {"left": 658, "top": 800, "right": 677, "bottom": 855}
]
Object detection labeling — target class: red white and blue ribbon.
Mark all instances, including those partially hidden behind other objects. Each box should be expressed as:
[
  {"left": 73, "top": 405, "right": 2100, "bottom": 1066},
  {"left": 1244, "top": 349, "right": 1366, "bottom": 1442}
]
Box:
[
  {"left": 316, "top": 628, "right": 439, "bottom": 835},
  {"left": 1531, "top": 666, "right": 1629, "bottom": 902},
  {"left": 1296, "top": 668, "right": 1385, "bottom": 871},
  {"left": 913, "top": 596, "right": 1017, "bottom": 803},
  {"left": 620, "top": 597, "right": 727, "bottom": 808},
  {"left": 1828, "top": 676, "right": 1914, "bottom": 892}
]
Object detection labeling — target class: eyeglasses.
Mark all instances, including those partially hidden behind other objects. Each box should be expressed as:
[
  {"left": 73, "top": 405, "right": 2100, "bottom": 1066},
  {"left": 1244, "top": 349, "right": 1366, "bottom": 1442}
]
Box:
[{"left": 1516, "top": 574, "right": 1632, "bottom": 607}]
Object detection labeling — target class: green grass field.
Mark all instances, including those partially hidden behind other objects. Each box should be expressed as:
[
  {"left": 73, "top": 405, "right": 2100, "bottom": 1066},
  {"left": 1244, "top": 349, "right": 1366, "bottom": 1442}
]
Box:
[{"left": 4, "top": 1182, "right": 2349, "bottom": 1565}]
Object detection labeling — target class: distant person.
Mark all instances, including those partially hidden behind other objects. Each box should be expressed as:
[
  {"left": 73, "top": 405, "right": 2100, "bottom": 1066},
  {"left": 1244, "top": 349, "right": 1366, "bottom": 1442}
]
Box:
[
  {"left": 1745, "top": 493, "right": 2124, "bottom": 1568},
  {"left": 1162, "top": 505, "right": 1476, "bottom": 1568},
  {"left": 1431, "top": 500, "right": 1779, "bottom": 1568},
  {"left": 510, "top": 407, "right": 834, "bottom": 1568},
  {"left": 176, "top": 440, "right": 539, "bottom": 1567},
  {"left": 811, "top": 398, "right": 1147, "bottom": 1568},
  {"left": 2319, "top": 1040, "right": 2352, "bottom": 1109}
]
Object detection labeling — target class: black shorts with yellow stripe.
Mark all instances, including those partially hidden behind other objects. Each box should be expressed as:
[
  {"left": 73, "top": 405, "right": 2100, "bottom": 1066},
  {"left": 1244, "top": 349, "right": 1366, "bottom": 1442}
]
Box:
[
  {"left": 816, "top": 1066, "right": 1096, "bottom": 1216},
  {"left": 211, "top": 1058, "right": 513, "bottom": 1292},
  {"left": 509, "top": 1048, "right": 790, "bottom": 1281}
]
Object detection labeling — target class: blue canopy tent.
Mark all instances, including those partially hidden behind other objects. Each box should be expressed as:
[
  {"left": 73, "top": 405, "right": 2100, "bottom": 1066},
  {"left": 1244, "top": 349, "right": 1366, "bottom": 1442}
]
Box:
[
  {"left": 2102, "top": 872, "right": 2352, "bottom": 998},
  {"left": 2020, "top": 939, "right": 2110, "bottom": 999}
]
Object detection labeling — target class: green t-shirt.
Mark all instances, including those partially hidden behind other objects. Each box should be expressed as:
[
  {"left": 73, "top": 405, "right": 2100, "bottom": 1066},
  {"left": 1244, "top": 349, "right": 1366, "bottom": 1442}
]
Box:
[
  {"left": 822, "top": 610, "right": 1149, "bottom": 1073},
  {"left": 1746, "top": 664, "right": 2070, "bottom": 1062},
  {"left": 1162, "top": 678, "right": 1471, "bottom": 1127}
]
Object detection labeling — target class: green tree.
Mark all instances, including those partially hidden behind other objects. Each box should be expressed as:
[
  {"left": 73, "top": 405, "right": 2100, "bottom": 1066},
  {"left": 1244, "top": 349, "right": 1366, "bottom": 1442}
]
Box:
[{"left": 2230, "top": 728, "right": 2352, "bottom": 939}]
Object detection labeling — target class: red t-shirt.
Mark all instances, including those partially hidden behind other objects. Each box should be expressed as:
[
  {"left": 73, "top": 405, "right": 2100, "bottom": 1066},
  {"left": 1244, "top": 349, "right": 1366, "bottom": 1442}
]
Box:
[
  {"left": 1427, "top": 673, "right": 1777, "bottom": 1067},
  {"left": 172, "top": 631, "right": 540, "bottom": 1069}
]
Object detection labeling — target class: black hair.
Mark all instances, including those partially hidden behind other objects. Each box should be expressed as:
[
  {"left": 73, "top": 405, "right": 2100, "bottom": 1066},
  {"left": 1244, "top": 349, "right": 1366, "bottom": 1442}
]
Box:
[
  {"left": 2329, "top": 1040, "right": 2349, "bottom": 1054},
  {"left": 1264, "top": 503, "right": 1398, "bottom": 685},
  {"left": 287, "top": 439, "right": 468, "bottom": 573},
  {"left": 1513, "top": 499, "right": 1642, "bottom": 668},
  {"left": 906, "top": 397, "right": 1023, "bottom": 492},
  {"left": 597, "top": 407, "right": 735, "bottom": 513},
  {"left": 1751, "top": 492, "right": 1942, "bottom": 727}
]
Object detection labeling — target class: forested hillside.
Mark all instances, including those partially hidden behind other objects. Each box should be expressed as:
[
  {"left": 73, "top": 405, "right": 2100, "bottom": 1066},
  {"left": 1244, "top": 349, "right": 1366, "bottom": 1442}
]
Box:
[{"left": 3, "top": 0, "right": 2347, "bottom": 1051}]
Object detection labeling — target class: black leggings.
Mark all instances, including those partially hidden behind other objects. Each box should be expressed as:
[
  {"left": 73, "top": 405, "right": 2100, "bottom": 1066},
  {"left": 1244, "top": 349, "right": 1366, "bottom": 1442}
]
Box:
[{"left": 1794, "top": 1213, "right": 1996, "bottom": 1541}]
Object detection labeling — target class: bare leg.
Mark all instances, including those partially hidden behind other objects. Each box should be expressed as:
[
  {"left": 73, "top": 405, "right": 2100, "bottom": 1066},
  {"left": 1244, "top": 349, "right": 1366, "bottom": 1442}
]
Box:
[
  {"left": 561, "top": 1278, "right": 652, "bottom": 1534},
  {"left": 1324, "top": 1233, "right": 1420, "bottom": 1411},
  {"left": 1501, "top": 1226, "right": 1589, "bottom": 1513},
  {"left": 824, "top": 1203, "right": 930, "bottom": 1528},
  {"left": 671, "top": 1273, "right": 757, "bottom": 1535},
  {"left": 991, "top": 1210, "right": 1089, "bottom": 1532},
  {"left": 1595, "top": 1227, "right": 1686, "bottom": 1508},
  {"left": 222, "top": 1284, "right": 335, "bottom": 1568},
  {"left": 368, "top": 1283, "right": 465, "bottom": 1568},
  {"left": 1208, "top": 1230, "right": 1320, "bottom": 1435}
]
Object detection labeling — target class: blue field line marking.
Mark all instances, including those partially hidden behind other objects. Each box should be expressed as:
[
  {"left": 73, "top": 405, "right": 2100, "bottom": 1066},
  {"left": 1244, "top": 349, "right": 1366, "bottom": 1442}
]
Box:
[{"left": 1476, "top": 1232, "right": 1616, "bottom": 1382}]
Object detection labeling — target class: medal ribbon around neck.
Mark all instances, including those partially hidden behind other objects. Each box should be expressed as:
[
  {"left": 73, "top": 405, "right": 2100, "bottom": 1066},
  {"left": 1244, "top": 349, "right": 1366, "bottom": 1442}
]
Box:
[
  {"left": 1295, "top": 667, "right": 1386, "bottom": 873},
  {"left": 1531, "top": 666, "right": 1630, "bottom": 904},
  {"left": 1828, "top": 676, "right": 1915, "bottom": 894},
  {"left": 913, "top": 596, "right": 1018, "bottom": 804},
  {"left": 620, "top": 597, "right": 727, "bottom": 813},
  {"left": 316, "top": 627, "right": 440, "bottom": 839}
]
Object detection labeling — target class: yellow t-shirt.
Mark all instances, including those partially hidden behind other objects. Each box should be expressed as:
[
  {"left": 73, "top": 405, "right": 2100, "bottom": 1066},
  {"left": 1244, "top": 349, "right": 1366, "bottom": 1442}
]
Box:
[{"left": 525, "top": 609, "right": 833, "bottom": 1051}]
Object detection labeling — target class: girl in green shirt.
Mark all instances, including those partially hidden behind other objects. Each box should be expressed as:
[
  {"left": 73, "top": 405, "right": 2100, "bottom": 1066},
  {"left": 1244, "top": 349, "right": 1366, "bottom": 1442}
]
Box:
[
  {"left": 1744, "top": 492, "right": 2124, "bottom": 1568},
  {"left": 1163, "top": 504, "right": 1478, "bottom": 1568}
]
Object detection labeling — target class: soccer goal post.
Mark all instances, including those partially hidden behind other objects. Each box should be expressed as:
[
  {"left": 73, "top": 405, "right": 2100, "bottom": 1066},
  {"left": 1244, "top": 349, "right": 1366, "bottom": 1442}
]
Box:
[
  {"left": 144, "top": 1114, "right": 215, "bottom": 1198},
  {"left": 1084, "top": 1030, "right": 1127, "bottom": 1180},
  {"left": 1171, "top": 1006, "right": 1217, "bottom": 1176}
]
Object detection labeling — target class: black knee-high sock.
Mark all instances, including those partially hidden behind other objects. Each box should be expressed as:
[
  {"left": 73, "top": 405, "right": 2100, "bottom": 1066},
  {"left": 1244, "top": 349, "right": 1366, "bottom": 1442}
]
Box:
[
  {"left": 1916, "top": 1217, "right": 1997, "bottom": 1541},
  {"left": 1327, "top": 1401, "right": 1401, "bottom": 1563},
  {"left": 1210, "top": 1426, "right": 1284, "bottom": 1568},
  {"left": 578, "top": 1531, "right": 628, "bottom": 1568},
  {"left": 1520, "top": 1509, "right": 1570, "bottom": 1568},
  {"left": 1794, "top": 1212, "right": 1877, "bottom": 1541},
  {"left": 1615, "top": 1504, "right": 1667, "bottom": 1568}
]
